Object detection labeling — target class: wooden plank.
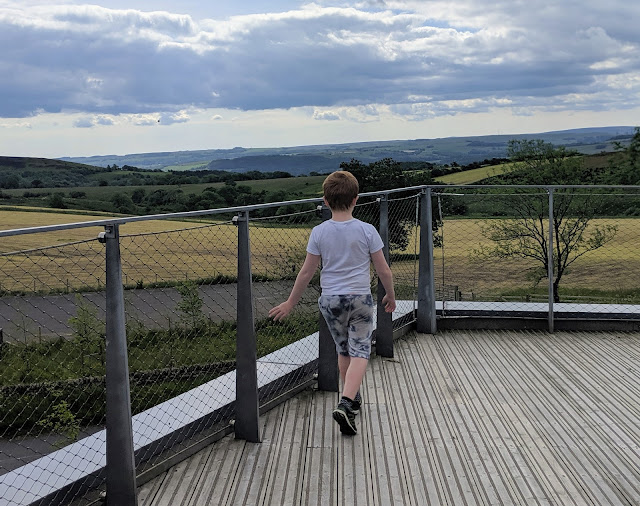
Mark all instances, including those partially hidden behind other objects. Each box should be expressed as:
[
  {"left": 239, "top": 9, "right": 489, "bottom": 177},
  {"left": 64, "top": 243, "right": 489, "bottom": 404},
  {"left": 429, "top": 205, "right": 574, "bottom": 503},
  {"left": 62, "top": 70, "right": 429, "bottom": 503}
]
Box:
[
  {"left": 225, "top": 406, "right": 282, "bottom": 504},
  {"left": 187, "top": 434, "right": 246, "bottom": 505},
  {"left": 261, "top": 393, "right": 311, "bottom": 505},
  {"left": 138, "top": 472, "right": 166, "bottom": 506},
  {"left": 393, "top": 335, "right": 448, "bottom": 506},
  {"left": 302, "top": 389, "right": 338, "bottom": 506},
  {"left": 480, "top": 329, "right": 630, "bottom": 505},
  {"left": 413, "top": 334, "right": 481, "bottom": 505},
  {"left": 440, "top": 329, "right": 569, "bottom": 505},
  {"left": 139, "top": 330, "right": 640, "bottom": 506},
  {"left": 513, "top": 330, "right": 640, "bottom": 505}
]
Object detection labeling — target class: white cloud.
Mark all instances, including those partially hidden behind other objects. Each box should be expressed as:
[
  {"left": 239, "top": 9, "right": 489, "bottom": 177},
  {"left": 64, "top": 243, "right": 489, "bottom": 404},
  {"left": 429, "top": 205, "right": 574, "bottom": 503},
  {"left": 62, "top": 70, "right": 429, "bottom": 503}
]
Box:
[
  {"left": 158, "top": 110, "right": 190, "bottom": 125},
  {"left": 0, "top": 119, "right": 32, "bottom": 128},
  {"left": 0, "top": 0, "right": 638, "bottom": 138},
  {"left": 313, "top": 109, "right": 341, "bottom": 120}
]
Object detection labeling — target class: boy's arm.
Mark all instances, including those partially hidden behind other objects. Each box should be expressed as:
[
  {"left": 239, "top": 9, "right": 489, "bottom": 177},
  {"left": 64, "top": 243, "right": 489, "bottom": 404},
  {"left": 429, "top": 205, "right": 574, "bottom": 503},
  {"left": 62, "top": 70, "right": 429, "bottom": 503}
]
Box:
[
  {"left": 269, "top": 252, "right": 321, "bottom": 321},
  {"left": 371, "top": 249, "right": 396, "bottom": 313}
]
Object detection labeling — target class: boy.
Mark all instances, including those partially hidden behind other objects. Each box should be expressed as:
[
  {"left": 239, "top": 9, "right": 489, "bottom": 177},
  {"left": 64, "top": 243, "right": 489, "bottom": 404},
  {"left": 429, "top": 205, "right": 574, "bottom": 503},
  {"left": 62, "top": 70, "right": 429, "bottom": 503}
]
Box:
[{"left": 269, "top": 170, "right": 396, "bottom": 435}]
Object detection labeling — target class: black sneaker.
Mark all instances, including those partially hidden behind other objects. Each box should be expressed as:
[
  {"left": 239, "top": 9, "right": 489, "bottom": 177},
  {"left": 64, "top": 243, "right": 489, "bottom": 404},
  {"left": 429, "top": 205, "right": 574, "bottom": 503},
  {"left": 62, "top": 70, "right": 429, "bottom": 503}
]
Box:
[
  {"left": 351, "top": 391, "right": 362, "bottom": 415},
  {"left": 332, "top": 400, "right": 357, "bottom": 435}
]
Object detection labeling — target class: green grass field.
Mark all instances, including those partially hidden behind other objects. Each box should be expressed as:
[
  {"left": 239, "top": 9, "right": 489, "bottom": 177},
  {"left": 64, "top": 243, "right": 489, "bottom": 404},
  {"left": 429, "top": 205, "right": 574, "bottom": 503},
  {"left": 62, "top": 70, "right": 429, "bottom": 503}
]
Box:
[
  {"left": 1, "top": 175, "right": 326, "bottom": 211},
  {"left": 3, "top": 174, "right": 325, "bottom": 199},
  {"left": 161, "top": 162, "right": 210, "bottom": 171}
]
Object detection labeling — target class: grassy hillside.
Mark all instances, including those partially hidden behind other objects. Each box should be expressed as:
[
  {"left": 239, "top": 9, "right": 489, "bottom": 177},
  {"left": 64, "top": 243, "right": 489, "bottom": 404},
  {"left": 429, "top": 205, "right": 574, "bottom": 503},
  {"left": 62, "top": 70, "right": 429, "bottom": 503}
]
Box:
[
  {"left": 59, "top": 127, "right": 636, "bottom": 172},
  {"left": 1, "top": 145, "right": 633, "bottom": 216},
  {"left": 0, "top": 174, "right": 325, "bottom": 214}
]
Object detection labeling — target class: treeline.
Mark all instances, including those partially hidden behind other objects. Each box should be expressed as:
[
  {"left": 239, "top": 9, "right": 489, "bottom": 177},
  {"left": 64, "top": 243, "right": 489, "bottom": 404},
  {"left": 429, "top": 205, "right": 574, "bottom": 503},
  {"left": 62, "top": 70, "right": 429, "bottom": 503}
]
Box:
[
  {"left": 0, "top": 156, "right": 295, "bottom": 190},
  {"left": 1, "top": 181, "right": 313, "bottom": 217},
  {"left": 483, "top": 128, "right": 639, "bottom": 186},
  {"left": 107, "top": 181, "right": 302, "bottom": 216},
  {"left": 0, "top": 155, "right": 506, "bottom": 192}
]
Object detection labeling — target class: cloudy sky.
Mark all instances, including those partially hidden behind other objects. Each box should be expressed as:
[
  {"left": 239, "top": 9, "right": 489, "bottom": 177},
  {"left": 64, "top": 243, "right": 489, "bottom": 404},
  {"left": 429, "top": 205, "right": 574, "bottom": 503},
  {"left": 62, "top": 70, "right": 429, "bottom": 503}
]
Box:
[{"left": 1, "top": 0, "right": 639, "bottom": 158}]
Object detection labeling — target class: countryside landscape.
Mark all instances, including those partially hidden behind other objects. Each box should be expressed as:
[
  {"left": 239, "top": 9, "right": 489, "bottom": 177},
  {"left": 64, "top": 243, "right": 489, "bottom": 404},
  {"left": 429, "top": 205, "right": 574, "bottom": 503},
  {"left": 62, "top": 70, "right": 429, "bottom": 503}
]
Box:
[
  {"left": 2, "top": 126, "right": 639, "bottom": 297},
  {"left": 1, "top": 125, "right": 639, "bottom": 477},
  {"left": 3, "top": 1, "right": 640, "bottom": 503}
]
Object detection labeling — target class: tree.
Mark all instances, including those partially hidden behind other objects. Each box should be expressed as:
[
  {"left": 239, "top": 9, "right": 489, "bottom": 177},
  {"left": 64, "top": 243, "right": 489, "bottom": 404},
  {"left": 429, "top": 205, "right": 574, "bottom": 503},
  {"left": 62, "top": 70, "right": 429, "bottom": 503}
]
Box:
[
  {"left": 479, "top": 139, "right": 617, "bottom": 302},
  {"left": 176, "top": 281, "right": 206, "bottom": 331},
  {"left": 49, "top": 193, "right": 67, "bottom": 209},
  {"left": 111, "top": 193, "right": 135, "bottom": 214},
  {"left": 339, "top": 158, "right": 435, "bottom": 250},
  {"left": 611, "top": 127, "right": 640, "bottom": 184}
]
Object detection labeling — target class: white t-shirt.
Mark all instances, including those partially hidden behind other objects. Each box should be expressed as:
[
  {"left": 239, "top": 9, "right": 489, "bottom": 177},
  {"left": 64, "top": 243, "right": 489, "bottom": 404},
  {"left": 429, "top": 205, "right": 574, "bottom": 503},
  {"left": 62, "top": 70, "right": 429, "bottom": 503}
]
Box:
[{"left": 307, "top": 218, "right": 384, "bottom": 295}]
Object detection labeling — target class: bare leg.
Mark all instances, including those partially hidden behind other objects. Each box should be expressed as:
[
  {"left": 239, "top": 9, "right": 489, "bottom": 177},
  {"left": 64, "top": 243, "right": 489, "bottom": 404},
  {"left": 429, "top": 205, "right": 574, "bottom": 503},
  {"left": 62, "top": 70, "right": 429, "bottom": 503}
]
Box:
[
  {"left": 338, "top": 354, "right": 350, "bottom": 385},
  {"left": 342, "top": 357, "right": 368, "bottom": 400}
]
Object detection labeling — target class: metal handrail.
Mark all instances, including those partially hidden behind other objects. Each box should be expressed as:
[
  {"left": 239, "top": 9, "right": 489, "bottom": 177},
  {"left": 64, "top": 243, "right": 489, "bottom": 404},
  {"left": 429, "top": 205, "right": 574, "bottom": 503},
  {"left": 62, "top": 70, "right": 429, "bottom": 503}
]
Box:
[{"left": 3, "top": 184, "right": 639, "bottom": 238}]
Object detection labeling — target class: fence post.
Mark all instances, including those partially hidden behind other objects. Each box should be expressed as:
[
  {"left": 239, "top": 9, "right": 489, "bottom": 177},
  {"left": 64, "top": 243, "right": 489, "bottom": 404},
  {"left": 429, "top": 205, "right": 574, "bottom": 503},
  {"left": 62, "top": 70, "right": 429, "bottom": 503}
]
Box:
[
  {"left": 376, "top": 194, "right": 393, "bottom": 357},
  {"left": 417, "top": 188, "right": 437, "bottom": 334},
  {"left": 317, "top": 204, "right": 339, "bottom": 392},
  {"left": 234, "top": 211, "right": 261, "bottom": 442},
  {"left": 547, "top": 188, "right": 555, "bottom": 333},
  {"left": 100, "top": 224, "right": 137, "bottom": 506}
]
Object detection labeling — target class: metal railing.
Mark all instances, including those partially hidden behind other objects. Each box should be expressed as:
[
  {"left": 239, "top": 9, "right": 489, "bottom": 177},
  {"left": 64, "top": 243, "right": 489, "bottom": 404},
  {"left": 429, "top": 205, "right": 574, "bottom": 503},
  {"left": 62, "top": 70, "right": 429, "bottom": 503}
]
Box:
[{"left": 1, "top": 184, "right": 639, "bottom": 505}]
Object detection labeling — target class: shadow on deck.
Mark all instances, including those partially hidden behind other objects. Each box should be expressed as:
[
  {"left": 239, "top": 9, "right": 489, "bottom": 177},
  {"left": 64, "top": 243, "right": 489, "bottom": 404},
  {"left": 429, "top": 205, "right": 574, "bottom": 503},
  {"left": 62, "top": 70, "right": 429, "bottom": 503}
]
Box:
[{"left": 139, "top": 329, "right": 640, "bottom": 505}]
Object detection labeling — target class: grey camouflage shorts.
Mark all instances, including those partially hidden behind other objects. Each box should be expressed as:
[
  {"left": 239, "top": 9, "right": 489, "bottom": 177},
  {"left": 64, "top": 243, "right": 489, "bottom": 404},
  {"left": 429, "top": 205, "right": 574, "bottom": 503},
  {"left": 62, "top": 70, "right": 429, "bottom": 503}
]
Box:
[{"left": 318, "top": 294, "right": 374, "bottom": 359}]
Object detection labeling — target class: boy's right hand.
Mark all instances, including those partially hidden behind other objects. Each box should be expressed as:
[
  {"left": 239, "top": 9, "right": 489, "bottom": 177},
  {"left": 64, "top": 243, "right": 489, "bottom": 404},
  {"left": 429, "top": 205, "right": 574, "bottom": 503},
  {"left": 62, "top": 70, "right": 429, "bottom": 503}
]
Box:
[
  {"left": 381, "top": 294, "right": 396, "bottom": 313},
  {"left": 269, "top": 301, "right": 294, "bottom": 321}
]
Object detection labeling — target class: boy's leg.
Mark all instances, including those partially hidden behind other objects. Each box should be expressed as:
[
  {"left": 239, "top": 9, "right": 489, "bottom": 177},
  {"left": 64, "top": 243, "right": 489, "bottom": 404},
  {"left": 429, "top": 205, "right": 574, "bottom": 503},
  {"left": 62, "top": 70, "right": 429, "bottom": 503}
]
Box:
[
  {"left": 340, "top": 294, "right": 373, "bottom": 411},
  {"left": 337, "top": 354, "right": 350, "bottom": 384},
  {"left": 342, "top": 357, "right": 367, "bottom": 400}
]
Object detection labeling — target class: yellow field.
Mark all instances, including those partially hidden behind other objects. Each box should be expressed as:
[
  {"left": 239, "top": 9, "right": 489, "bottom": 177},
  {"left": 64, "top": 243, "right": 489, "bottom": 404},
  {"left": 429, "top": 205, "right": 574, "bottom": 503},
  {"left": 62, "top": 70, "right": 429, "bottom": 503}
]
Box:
[
  {"left": 1, "top": 209, "right": 639, "bottom": 297},
  {"left": 435, "top": 162, "right": 516, "bottom": 184},
  {"left": 431, "top": 217, "right": 640, "bottom": 296},
  {"left": 0, "top": 209, "right": 313, "bottom": 292}
]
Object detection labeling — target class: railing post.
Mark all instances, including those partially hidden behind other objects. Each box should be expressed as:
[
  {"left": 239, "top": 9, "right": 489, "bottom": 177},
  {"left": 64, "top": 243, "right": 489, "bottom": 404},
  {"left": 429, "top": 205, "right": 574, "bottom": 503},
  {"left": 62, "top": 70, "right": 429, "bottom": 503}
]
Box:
[
  {"left": 234, "top": 211, "right": 261, "bottom": 442},
  {"left": 100, "top": 224, "right": 137, "bottom": 506},
  {"left": 547, "top": 188, "right": 555, "bottom": 333},
  {"left": 376, "top": 194, "right": 393, "bottom": 357},
  {"left": 417, "top": 189, "right": 437, "bottom": 334},
  {"left": 317, "top": 204, "right": 339, "bottom": 392}
]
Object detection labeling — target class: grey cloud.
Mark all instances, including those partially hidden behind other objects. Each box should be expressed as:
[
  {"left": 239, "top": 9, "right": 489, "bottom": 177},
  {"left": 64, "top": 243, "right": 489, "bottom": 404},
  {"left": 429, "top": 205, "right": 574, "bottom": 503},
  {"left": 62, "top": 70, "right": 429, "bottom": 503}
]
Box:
[
  {"left": 73, "top": 117, "right": 96, "bottom": 127},
  {"left": 313, "top": 110, "right": 341, "bottom": 120},
  {"left": 96, "top": 116, "right": 115, "bottom": 125},
  {"left": 1, "top": 2, "right": 639, "bottom": 119}
]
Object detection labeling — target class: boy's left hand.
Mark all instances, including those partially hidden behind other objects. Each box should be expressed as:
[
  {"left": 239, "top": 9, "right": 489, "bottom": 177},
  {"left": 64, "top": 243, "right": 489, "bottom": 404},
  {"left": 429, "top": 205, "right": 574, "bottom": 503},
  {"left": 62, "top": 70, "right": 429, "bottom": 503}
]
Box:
[{"left": 269, "top": 301, "right": 293, "bottom": 321}]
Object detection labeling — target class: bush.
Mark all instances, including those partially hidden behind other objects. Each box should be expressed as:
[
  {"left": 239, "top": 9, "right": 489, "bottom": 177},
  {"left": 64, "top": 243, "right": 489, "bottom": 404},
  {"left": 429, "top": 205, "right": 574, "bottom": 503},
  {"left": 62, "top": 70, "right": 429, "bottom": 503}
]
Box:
[{"left": 49, "top": 193, "right": 66, "bottom": 209}]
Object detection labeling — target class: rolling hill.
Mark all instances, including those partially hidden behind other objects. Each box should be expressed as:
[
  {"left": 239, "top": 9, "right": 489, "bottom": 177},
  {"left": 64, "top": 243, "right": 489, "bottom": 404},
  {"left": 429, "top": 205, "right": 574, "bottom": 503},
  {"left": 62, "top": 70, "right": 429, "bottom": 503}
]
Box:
[{"left": 58, "top": 126, "right": 636, "bottom": 174}]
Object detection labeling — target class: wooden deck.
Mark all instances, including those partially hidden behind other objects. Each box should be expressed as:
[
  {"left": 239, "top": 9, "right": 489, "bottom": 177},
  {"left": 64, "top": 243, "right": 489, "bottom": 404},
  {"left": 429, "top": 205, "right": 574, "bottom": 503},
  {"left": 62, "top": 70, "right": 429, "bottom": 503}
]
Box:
[{"left": 138, "top": 329, "right": 640, "bottom": 505}]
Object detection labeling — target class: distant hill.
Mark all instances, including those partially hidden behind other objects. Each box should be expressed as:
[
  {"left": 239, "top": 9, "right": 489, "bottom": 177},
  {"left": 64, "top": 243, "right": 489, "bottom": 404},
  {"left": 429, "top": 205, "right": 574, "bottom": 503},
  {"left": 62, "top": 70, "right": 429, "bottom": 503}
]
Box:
[
  {"left": 0, "top": 156, "right": 111, "bottom": 189},
  {"left": 57, "top": 126, "right": 636, "bottom": 175}
]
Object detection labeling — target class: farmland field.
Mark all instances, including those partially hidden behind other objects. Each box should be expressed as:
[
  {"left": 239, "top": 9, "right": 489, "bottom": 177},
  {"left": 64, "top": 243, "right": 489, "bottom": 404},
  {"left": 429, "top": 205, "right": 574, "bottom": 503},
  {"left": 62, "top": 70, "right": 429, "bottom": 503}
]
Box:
[
  {"left": 435, "top": 162, "right": 516, "bottom": 184},
  {"left": 0, "top": 209, "right": 318, "bottom": 293},
  {"left": 2, "top": 208, "right": 639, "bottom": 302}
]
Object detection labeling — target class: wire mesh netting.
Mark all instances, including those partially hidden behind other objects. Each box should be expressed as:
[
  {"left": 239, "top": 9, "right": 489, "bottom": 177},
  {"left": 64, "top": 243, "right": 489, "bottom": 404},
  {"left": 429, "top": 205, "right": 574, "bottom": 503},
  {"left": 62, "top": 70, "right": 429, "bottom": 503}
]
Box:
[
  {"left": 2, "top": 185, "right": 640, "bottom": 505},
  {"left": 250, "top": 203, "right": 321, "bottom": 404},
  {"left": 434, "top": 188, "right": 551, "bottom": 316},
  {"left": 0, "top": 216, "right": 245, "bottom": 504},
  {"left": 433, "top": 187, "right": 640, "bottom": 318},
  {"left": 117, "top": 217, "right": 240, "bottom": 470},
  {"left": 0, "top": 228, "right": 108, "bottom": 504},
  {"left": 387, "top": 193, "right": 421, "bottom": 323},
  {"left": 547, "top": 188, "right": 640, "bottom": 314}
]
